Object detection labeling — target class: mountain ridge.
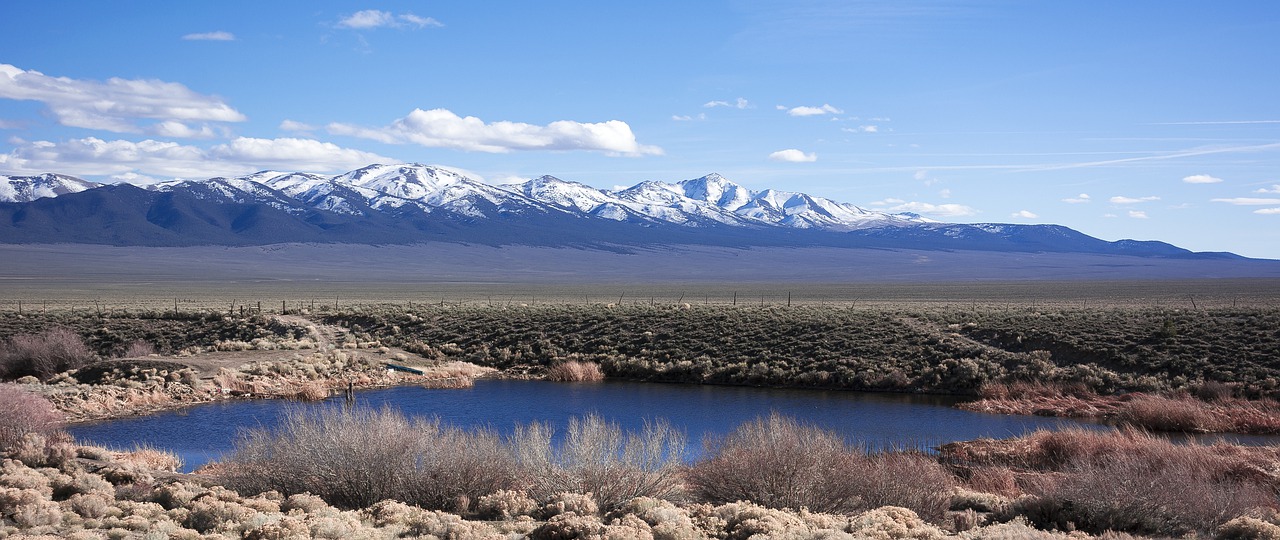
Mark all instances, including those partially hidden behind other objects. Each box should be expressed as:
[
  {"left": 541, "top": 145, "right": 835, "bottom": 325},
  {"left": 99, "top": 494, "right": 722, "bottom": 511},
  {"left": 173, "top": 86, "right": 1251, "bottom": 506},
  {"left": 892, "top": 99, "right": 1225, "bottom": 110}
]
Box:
[{"left": 0, "top": 164, "right": 1256, "bottom": 261}]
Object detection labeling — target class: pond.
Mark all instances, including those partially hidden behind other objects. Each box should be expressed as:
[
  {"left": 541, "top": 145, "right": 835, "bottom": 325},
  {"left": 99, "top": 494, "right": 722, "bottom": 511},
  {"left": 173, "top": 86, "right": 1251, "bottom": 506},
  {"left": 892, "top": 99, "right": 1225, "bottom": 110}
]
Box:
[{"left": 69, "top": 379, "right": 1113, "bottom": 472}]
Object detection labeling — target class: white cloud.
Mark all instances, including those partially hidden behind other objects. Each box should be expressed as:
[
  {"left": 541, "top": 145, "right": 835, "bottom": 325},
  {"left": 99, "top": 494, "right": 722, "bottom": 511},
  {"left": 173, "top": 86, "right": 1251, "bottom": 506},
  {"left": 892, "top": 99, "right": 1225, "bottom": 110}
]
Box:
[
  {"left": 768, "top": 149, "right": 817, "bottom": 162},
  {"left": 398, "top": 14, "right": 444, "bottom": 28},
  {"left": 1255, "top": 208, "right": 1280, "bottom": 215},
  {"left": 0, "top": 119, "right": 24, "bottom": 130},
  {"left": 152, "top": 121, "right": 219, "bottom": 139},
  {"left": 337, "top": 10, "right": 442, "bottom": 29},
  {"left": 182, "top": 31, "right": 235, "bottom": 41},
  {"left": 0, "top": 63, "right": 245, "bottom": 135},
  {"left": 1109, "top": 195, "right": 1160, "bottom": 204},
  {"left": 913, "top": 170, "right": 929, "bottom": 181},
  {"left": 1128, "top": 210, "right": 1149, "bottom": 219},
  {"left": 328, "top": 108, "right": 662, "bottom": 156},
  {"left": 1011, "top": 210, "right": 1038, "bottom": 219},
  {"left": 490, "top": 174, "right": 532, "bottom": 186},
  {"left": 1211, "top": 197, "right": 1280, "bottom": 205},
  {"left": 279, "top": 119, "right": 317, "bottom": 132},
  {"left": 879, "top": 201, "right": 978, "bottom": 218},
  {"left": 1062, "top": 193, "right": 1091, "bottom": 204},
  {"left": 785, "top": 104, "right": 842, "bottom": 117},
  {"left": 0, "top": 136, "right": 392, "bottom": 179},
  {"left": 1255, "top": 184, "right": 1280, "bottom": 194},
  {"left": 938, "top": 188, "right": 951, "bottom": 199},
  {"left": 704, "top": 98, "right": 750, "bottom": 109},
  {"left": 841, "top": 125, "right": 879, "bottom": 133},
  {"left": 671, "top": 113, "right": 706, "bottom": 122},
  {"left": 1182, "top": 174, "right": 1223, "bottom": 184}
]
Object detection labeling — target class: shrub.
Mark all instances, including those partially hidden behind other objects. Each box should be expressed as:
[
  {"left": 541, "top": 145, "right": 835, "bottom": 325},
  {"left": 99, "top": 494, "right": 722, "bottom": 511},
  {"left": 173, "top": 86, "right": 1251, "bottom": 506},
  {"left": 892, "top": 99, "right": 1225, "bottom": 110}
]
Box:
[
  {"left": 0, "top": 327, "right": 95, "bottom": 380},
  {"left": 0, "top": 384, "right": 65, "bottom": 452},
  {"left": 122, "top": 340, "right": 157, "bottom": 358},
  {"left": 475, "top": 489, "right": 539, "bottom": 520},
  {"left": 219, "top": 406, "right": 521, "bottom": 511},
  {"left": 546, "top": 360, "right": 605, "bottom": 382},
  {"left": 687, "top": 413, "right": 858, "bottom": 513},
  {"left": 513, "top": 413, "right": 686, "bottom": 511}
]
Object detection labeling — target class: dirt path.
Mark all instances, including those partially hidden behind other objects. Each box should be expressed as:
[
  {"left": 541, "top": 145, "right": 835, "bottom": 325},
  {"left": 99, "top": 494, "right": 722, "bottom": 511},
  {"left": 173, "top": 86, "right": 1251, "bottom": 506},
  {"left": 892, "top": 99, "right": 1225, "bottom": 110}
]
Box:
[{"left": 895, "top": 315, "right": 1015, "bottom": 359}]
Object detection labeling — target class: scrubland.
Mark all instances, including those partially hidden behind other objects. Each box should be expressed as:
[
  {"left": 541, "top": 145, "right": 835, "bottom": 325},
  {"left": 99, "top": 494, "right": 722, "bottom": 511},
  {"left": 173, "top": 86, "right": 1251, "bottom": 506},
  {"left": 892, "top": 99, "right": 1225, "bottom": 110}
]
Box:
[
  {"left": 3, "top": 297, "right": 1280, "bottom": 537},
  {"left": 3, "top": 384, "right": 1280, "bottom": 539}
]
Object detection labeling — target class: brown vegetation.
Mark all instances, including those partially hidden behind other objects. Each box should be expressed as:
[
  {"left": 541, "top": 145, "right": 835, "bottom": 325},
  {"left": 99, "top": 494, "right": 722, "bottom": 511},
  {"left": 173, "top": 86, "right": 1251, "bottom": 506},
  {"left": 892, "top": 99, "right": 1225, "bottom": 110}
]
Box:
[
  {"left": 0, "top": 327, "right": 96, "bottom": 380},
  {"left": 0, "top": 384, "right": 64, "bottom": 451},
  {"left": 687, "top": 412, "right": 954, "bottom": 521},
  {"left": 545, "top": 360, "right": 605, "bottom": 382},
  {"left": 941, "top": 428, "right": 1280, "bottom": 536}
]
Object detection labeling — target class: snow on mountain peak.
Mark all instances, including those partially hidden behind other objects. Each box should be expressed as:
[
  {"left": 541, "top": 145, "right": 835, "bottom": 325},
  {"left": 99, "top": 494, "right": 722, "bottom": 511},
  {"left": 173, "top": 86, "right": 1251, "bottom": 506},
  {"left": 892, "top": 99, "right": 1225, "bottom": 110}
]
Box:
[{"left": 0, "top": 173, "right": 101, "bottom": 203}]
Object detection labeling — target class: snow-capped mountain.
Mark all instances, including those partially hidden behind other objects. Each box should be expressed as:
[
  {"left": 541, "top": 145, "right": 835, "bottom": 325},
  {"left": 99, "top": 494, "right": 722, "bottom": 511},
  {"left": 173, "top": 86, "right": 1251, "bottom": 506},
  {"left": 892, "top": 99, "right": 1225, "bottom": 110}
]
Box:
[
  {"left": 0, "top": 163, "right": 1244, "bottom": 260},
  {"left": 0, "top": 173, "right": 102, "bottom": 203}
]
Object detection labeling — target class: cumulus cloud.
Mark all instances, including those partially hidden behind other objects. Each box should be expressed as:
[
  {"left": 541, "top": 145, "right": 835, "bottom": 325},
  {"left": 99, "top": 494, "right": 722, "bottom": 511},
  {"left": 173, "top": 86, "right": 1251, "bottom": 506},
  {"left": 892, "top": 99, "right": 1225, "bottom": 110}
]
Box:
[
  {"left": 0, "top": 136, "right": 392, "bottom": 179},
  {"left": 768, "top": 149, "right": 817, "bottom": 162},
  {"left": 1109, "top": 195, "right": 1160, "bottom": 204},
  {"left": 0, "top": 63, "right": 245, "bottom": 136},
  {"left": 1012, "top": 210, "right": 1038, "bottom": 219},
  {"left": 871, "top": 199, "right": 978, "bottom": 218},
  {"left": 1255, "top": 208, "right": 1280, "bottom": 215},
  {"left": 784, "top": 104, "right": 843, "bottom": 117},
  {"left": 1255, "top": 184, "right": 1280, "bottom": 194},
  {"left": 1062, "top": 193, "right": 1091, "bottom": 204},
  {"left": 1211, "top": 197, "right": 1280, "bottom": 205},
  {"left": 1183, "top": 174, "right": 1223, "bottom": 184},
  {"left": 182, "top": 31, "right": 235, "bottom": 41},
  {"left": 1128, "top": 210, "right": 1149, "bottom": 219},
  {"left": 328, "top": 108, "right": 662, "bottom": 156},
  {"left": 704, "top": 98, "right": 750, "bottom": 109},
  {"left": 337, "top": 10, "right": 442, "bottom": 29}
]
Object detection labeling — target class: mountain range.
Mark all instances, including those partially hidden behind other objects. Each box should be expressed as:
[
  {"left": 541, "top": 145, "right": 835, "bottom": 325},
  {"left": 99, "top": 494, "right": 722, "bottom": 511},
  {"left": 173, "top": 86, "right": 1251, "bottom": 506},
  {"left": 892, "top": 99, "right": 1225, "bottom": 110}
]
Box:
[{"left": 0, "top": 164, "right": 1248, "bottom": 259}]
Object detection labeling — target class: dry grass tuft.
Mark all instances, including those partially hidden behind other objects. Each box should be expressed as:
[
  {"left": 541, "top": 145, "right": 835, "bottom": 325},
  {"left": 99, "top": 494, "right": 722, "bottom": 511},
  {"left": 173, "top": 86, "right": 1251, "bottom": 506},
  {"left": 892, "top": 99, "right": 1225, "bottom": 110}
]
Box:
[
  {"left": 0, "top": 384, "right": 65, "bottom": 451},
  {"left": 546, "top": 360, "right": 605, "bottom": 382}
]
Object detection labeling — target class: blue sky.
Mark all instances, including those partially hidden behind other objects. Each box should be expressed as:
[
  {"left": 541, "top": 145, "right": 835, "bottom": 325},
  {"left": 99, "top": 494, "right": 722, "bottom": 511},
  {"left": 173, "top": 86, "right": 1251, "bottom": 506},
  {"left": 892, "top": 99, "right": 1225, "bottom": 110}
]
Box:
[{"left": 2, "top": 1, "right": 1279, "bottom": 258}]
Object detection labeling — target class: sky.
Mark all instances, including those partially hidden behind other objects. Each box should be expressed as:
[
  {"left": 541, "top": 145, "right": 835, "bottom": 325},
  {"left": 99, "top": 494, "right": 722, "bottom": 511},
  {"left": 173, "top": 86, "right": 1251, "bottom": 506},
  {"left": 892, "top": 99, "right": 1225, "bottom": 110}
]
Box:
[{"left": 2, "top": 1, "right": 1279, "bottom": 258}]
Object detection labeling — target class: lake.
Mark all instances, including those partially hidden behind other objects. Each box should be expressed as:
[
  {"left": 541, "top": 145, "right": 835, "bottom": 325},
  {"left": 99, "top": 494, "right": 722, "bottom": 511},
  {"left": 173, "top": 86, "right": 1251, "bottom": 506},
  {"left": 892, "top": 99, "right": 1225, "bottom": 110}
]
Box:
[{"left": 68, "top": 379, "right": 1113, "bottom": 472}]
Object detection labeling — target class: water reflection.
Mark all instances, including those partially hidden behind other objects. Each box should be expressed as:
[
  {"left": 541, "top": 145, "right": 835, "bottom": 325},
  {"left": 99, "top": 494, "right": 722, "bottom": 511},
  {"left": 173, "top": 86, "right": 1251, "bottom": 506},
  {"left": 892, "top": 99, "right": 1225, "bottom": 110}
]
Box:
[{"left": 69, "top": 379, "right": 1113, "bottom": 472}]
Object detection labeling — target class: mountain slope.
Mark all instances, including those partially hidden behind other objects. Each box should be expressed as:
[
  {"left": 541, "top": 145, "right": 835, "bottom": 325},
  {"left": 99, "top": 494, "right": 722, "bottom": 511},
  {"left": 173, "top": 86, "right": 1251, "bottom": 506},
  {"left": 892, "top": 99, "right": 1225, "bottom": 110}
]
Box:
[{"left": 0, "top": 164, "right": 1251, "bottom": 260}]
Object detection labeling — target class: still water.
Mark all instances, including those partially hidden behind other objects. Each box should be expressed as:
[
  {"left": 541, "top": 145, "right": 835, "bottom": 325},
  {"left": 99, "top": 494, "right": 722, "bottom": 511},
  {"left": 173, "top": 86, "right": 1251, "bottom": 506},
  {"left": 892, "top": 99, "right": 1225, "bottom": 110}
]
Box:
[{"left": 69, "top": 380, "right": 1109, "bottom": 472}]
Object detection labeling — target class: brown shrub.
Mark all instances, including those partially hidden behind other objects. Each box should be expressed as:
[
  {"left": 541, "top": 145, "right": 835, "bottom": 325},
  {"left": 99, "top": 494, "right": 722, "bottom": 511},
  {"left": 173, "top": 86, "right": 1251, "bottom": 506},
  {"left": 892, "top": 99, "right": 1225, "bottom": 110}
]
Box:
[
  {"left": 0, "top": 384, "right": 65, "bottom": 452},
  {"left": 219, "top": 406, "right": 521, "bottom": 511},
  {"left": 0, "top": 327, "right": 95, "bottom": 380},
  {"left": 122, "top": 340, "right": 157, "bottom": 358},
  {"left": 546, "top": 360, "right": 605, "bottom": 382},
  {"left": 114, "top": 444, "right": 183, "bottom": 473},
  {"left": 687, "top": 413, "right": 858, "bottom": 513},
  {"left": 1115, "top": 394, "right": 1226, "bottom": 432},
  {"left": 290, "top": 380, "right": 330, "bottom": 401},
  {"left": 513, "top": 413, "right": 686, "bottom": 512}
]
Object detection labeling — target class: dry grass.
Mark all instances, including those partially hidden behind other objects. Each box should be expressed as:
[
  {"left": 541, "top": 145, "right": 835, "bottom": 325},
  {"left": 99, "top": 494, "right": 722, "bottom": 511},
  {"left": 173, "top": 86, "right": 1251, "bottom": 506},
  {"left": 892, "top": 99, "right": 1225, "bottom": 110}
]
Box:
[
  {"left": 113, "top": 444, "right": 183, "bottom": 472},
  {"left": 545, "top": 360, "right": 605, "bottom": 382}
]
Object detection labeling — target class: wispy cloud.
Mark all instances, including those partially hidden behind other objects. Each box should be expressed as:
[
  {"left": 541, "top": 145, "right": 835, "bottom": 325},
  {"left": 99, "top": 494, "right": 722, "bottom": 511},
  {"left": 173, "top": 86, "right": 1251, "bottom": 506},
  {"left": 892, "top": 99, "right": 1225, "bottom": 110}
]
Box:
[
  {"left": 1255, "top": 185, "right": 1280, "bottom": 194},
  {"left": 1062, "top": 193, "right": 1091, "bottom": 204},
  {"left": 671, "top": 113, "right": 705, "bottom": 122},
  {"left": 1128, "top": 210, "right": 1149, "bottom": 219},
  {"left": 279, "top": 119, "right": 317, "bottom": 133},
  {"left": 182, "top": 31, "right": 235, "bottom": 41},
  {"left": 337, "top": 10, "right": 442, "bottom": 30},
  {"left": 1152, "top": 120, "right": 1280, "bottom": 125},
  {"left": 328, "top": 108, "right": 662, "bottom": 156},
  {"left": 781, "top": 103, "right": 842, "bottom": 117},
  {"left": 1110, "top": 195, "right": 1160, "bottom": 204},
  {"left": 704, "top": 98, "right": 750, "bottom": 109},
  {"left": 1211, "top": 197, "right": 1280, "bottom": 205},
  {"left": 1183, "top": 174, "right": 1222, "bottom": 184},
  {"left": 841, "top": 125, "right": 879, "bottom": 133},
  {"left": 1011, "top": 210, "right": 1038, "bottom": 219},
  {"left": 1255, "top": 208, "right": 1280, "bottom": 215},
  {"left": 768, "top": 149, "right": 817, "bottom": 162},
  {"left": 871, "top": 199, "right": 978, "bottom": 218},
  {"left": 1022, "top": 142, "right": 1280, "bottom": 172},
  {"left": 0, "top": 136, "right": 392, "bottom": 179},
  {"left": 0, "top": 63, "right": 244, "bottom": 136}
]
